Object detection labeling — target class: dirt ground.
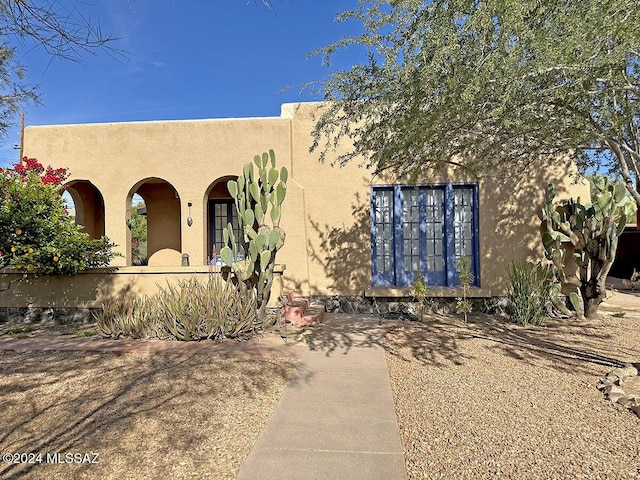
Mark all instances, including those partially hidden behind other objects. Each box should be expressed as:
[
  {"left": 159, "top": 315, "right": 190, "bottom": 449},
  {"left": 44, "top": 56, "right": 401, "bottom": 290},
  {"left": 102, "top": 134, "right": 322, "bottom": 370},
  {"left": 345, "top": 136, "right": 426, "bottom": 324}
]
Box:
[
  {"left": 1, "top": 281, "right": 639, "bottom": 479},
  {"left": 0, "top": 351, "right": 297, "bottom": 480},
  {"left": 384, "top": 281, "right": 640, "bottom": 479}
]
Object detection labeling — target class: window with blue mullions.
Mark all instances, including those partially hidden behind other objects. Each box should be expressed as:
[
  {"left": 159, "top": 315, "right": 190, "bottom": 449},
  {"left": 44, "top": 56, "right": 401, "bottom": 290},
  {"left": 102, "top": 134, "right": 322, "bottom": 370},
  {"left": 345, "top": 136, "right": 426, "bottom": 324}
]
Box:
[{"left": 370, "top": 184, "right": 479, "bottom": 287}]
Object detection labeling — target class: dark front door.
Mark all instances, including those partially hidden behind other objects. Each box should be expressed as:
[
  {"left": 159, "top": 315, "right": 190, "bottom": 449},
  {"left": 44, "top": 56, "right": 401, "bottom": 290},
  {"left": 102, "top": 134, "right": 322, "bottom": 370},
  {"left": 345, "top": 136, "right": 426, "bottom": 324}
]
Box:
[{"left": 208, "top": 199, "right": 242, "bottom": 263}]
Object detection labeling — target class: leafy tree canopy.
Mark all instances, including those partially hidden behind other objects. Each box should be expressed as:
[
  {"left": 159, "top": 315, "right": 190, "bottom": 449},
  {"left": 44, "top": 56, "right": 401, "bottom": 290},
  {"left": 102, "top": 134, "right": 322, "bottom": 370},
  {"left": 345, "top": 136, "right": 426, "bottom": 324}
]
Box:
[{"left": 311, "top": 0, "right": 640, "bottom": 199}]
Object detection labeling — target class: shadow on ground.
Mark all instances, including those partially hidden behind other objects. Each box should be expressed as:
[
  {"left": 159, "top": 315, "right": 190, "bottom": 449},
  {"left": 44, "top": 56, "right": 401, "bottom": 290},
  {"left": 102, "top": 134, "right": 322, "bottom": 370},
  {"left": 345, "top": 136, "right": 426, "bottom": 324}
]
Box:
[
  {"left": 301, "top": 307, "right": 639, "bottom": 377},
  {"left": 383, "top": 311, "right": 639, "bottom": 376},
  {"left": 302, "top": 314, "right": 384, "bottom": 356},
  {"left": 0, "top": 352, "right": 295, "bottom": 479}
]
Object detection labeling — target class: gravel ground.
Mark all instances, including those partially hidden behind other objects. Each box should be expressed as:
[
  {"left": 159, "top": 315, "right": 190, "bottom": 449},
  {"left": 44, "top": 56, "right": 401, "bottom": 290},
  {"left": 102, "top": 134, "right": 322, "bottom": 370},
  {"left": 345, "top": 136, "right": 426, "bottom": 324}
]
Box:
[
  {"left": 383, "top": 290, "right": 640, "bottom": 480},
  {"left": 0, "top": 351, "right": 297, "bottom": 480}
]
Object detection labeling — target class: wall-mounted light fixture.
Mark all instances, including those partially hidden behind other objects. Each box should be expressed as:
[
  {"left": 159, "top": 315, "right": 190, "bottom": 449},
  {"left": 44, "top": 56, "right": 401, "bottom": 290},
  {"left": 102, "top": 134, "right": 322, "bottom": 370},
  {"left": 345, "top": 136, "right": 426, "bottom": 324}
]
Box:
[{"left": 187, "top": 202, "right": 193, "bottom": 227}]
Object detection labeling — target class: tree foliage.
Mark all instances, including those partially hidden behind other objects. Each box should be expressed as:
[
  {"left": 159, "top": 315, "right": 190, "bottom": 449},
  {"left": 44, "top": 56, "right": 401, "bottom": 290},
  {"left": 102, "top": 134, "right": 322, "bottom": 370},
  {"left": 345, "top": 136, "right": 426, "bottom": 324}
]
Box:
[
  {"left": 130, "top": 201, "right": 147, "bottom": 266},
  {"left": 0, "top": 0, "right": 115, "bottom": 139},
  {"left": 312, "top": 0, "right": 640, "bottom": 193},
  {"left": 0, "top": 158, "right": 116, "bottom": 275}
]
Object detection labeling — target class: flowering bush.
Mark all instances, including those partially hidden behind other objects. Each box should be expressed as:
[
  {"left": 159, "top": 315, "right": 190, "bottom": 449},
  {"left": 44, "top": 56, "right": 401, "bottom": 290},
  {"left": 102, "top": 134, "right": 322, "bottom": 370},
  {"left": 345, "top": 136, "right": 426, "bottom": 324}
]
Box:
[
  {"left": 0, "top": 158, "right": 116, "bottom": 275},
  {"left": 13, "top": 157, "right": 69, "bottom": 185}
]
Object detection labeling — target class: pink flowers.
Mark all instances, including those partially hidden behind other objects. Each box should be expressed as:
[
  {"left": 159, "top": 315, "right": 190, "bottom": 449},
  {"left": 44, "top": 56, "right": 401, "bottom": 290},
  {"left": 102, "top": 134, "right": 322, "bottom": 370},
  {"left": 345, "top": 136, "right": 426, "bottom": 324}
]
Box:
[{"left": 4, "top": 157, "right": 69, "bottom": 186}]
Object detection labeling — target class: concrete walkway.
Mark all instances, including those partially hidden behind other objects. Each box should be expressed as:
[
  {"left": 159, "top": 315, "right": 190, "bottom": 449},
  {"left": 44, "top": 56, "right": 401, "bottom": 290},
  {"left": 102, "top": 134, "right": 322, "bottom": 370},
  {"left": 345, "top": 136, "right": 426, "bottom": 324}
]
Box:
[
  {"left": 0, "top": 313, "right": 408, "bottom": 479},
  {"left": 238, "top": 313, "right": 408, "bottom": 480}
]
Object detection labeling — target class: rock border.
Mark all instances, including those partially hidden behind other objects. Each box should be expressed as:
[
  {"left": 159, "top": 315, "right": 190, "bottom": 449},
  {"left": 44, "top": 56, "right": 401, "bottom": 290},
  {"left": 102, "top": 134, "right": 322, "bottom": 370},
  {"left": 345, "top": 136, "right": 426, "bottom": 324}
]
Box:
[
  {"left": 597, "top": 364, "right": 640, "bottom": 419},
  {"left": 309, "top": 295, "right": 507, "bottom": 315},
  {"left": 0, "top": 307, "right": 99, "bottom": 326}
]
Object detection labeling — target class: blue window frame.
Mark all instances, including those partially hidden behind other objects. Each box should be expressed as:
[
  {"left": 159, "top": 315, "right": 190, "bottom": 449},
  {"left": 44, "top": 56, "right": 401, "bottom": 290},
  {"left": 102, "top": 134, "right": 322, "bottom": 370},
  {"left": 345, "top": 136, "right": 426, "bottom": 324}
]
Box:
[{"left": 370, "top": 184, "right": 479, "bottom": 287}]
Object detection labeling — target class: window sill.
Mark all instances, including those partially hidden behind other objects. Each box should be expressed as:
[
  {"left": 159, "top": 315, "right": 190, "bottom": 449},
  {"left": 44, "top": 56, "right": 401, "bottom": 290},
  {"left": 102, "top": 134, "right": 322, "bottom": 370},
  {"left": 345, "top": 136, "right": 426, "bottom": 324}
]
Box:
[{"left": 365, "top": 286, "right": 492, "bottom": 298}]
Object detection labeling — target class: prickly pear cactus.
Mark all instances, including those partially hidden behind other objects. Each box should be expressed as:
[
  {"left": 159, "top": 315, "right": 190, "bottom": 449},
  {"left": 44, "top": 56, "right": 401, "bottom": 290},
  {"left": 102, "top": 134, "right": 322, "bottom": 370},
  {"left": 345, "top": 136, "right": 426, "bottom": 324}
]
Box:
[
  {"left": 220, "top": 149, "right": 287, "bottom": 320},
  {"left": 541, "top": 175, "right": 636, "bottom": 319}
]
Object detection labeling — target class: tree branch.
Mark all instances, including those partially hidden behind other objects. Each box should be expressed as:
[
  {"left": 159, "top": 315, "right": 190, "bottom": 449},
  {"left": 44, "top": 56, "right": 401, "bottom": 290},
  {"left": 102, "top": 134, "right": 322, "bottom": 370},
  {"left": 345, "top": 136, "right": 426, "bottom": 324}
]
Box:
[{"left": 0, "top": 0, "right": 119, "bottom": 61}]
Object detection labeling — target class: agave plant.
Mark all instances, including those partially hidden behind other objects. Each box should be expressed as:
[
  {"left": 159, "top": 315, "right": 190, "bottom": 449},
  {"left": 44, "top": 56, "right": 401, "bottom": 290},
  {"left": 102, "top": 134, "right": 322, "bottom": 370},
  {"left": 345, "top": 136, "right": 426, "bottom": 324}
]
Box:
[
  {"left": 94, "top": 295, "right": 161, "bottom": 338},
  {"left": 95, "top": 274, "right": 266, "bottom": 341}
]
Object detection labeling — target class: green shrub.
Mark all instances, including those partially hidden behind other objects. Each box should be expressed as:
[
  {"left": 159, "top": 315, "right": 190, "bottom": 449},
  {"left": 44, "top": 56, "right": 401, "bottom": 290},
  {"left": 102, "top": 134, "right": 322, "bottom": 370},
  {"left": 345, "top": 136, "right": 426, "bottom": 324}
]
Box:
[
  {"left": 505, "top": 259, "right": 552, "bottom": 326},
  {"left": 95, "top": 274, "right": 264, "bottom": 341},
  {"left": 0, "top": 159, "right": 116, "bottom": 275},
  {"left": 157, "top": 275, "right": 260, "bottom": 340},
  {"left": 411, "top": 272, "right": 428, "bottom": 321}
]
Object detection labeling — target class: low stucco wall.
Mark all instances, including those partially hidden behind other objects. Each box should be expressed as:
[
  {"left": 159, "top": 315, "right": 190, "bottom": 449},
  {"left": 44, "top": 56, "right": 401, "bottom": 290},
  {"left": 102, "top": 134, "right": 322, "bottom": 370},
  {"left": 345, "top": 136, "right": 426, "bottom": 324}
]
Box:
[{"left": 0, "top": 266, "right": 285, "bottom": 309}]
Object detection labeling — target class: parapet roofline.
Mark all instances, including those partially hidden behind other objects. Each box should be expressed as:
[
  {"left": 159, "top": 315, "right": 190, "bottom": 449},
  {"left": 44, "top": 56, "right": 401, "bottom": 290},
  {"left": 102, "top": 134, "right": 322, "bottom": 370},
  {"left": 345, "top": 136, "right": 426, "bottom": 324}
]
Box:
[
  {"left": 23, "top": 101, "right": 323, "bottom": 129},
  {"left": 24, "top": 115, "right": 286, "bottom": 129}
]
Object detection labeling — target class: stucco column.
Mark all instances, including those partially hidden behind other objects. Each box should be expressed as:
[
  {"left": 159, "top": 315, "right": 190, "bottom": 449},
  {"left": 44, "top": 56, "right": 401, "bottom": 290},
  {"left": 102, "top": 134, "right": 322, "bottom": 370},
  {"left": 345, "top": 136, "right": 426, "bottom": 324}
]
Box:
[
  {"left": 181, "top": 197, "right": 206, "bottom": 266},
  {"left": 103, "top": 195, "right": 128, "bottom": 267}
]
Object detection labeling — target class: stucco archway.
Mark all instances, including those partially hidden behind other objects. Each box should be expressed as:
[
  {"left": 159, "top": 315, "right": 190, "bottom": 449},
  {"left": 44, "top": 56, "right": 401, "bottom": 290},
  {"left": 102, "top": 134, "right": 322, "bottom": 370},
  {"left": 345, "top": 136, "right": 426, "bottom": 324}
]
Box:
[
  {"left": 64, "top": 180, "right": 105, "bottom": 240},
  {"left": 127, "top": 178, "right": 182, "bottom": 266}
]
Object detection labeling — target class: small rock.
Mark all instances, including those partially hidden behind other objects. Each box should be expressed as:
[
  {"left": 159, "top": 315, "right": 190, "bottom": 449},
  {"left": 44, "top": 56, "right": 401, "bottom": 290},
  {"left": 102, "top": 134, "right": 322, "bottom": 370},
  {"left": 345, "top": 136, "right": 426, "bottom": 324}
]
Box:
[
  {"left": 603, "top": 373, "right": 621, "bottom": 384},
  {"left": 606, "top": 385, "right": 625, "bottom": 403},
  {"left": 621, "top": 376, "right": 640, "bottom": 396},
  {"left": 616, "top": 396, "right": 632, "bottom": 407},
  {"left": 610, "top": 365, "right": 638, "bottom": 379},
  {"left": 597, "top": 378, "right": 615, "bottom": 390}
]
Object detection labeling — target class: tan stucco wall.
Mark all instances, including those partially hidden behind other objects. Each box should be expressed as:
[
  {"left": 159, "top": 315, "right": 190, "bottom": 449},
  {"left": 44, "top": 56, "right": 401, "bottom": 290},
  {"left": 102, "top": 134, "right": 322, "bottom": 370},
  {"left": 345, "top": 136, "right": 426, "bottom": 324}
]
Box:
[
  {"left": 0, "top": 266, "right": 284, "bottom": 308},
  {"left": 286, "top": 102, "right": 589, "bottom": 296},
  {"left": 24, "top": 117, "right": 293, "bottom": 267},
  {"left": 12, "top": 101, "right": 589, "bottom": 308},
  {"left": 137, "top": 181, "right": 182, "bottom": 263}
]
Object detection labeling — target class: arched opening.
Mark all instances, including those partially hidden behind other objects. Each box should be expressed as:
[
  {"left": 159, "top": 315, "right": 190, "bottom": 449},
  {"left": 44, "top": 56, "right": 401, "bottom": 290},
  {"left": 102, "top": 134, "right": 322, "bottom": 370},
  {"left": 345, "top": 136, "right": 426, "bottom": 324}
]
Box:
[
  {"left": 64, "top": 180, "right": 106, "bottom": 240},
  {"left": 204, "top": 176, "right": 242, "bottom": 265},
  {"left": 127, "top": 178, "right": 182, "bottom": 266},
  {"left": 129, "top": 193, "right": 147, "bottom": 266}
]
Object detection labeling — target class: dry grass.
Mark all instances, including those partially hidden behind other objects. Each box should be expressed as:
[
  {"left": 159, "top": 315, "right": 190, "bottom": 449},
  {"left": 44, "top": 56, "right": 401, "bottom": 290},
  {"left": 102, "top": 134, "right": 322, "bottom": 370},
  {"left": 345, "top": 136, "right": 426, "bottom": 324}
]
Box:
[
  {"left": 384, "top": 290, "right": 640, "bottom": 480},
  {"left": 0, "top": 351, "right": 297, "bottom": 480}
]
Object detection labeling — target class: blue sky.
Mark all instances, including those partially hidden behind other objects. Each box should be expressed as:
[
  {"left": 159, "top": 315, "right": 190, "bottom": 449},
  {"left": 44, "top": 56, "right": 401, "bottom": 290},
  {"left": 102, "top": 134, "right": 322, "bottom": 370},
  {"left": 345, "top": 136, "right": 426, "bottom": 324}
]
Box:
[{"left": 0, "top": 0, "right": 363, "bottom": 167}]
